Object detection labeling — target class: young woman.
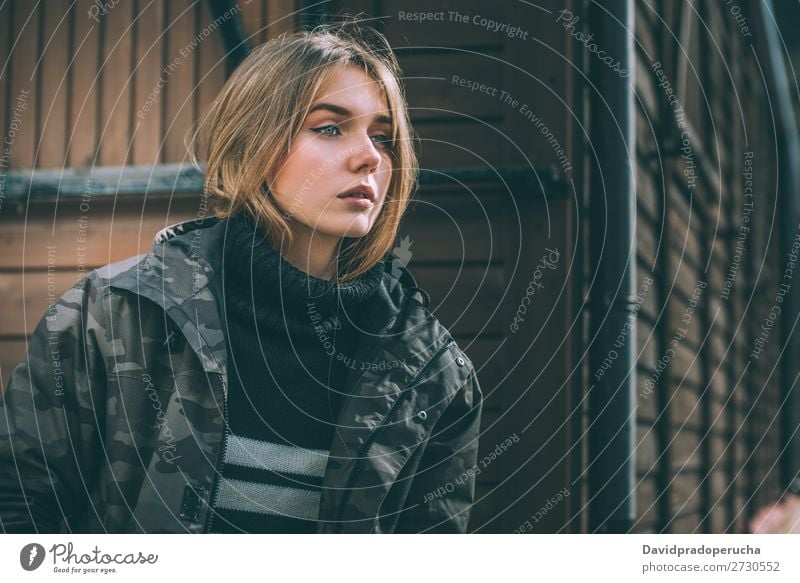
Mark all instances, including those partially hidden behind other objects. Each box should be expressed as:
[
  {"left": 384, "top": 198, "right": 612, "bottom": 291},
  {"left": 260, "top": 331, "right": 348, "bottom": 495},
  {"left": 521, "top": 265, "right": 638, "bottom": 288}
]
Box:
[{"left": 0, "top": 21, "right": 483, "bottom": 534}]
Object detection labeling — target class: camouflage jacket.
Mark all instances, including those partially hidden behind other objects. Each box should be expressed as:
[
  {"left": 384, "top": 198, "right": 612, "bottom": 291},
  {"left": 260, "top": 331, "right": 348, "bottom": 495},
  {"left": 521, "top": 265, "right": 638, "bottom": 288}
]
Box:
[{"left": 0, "top": 216, "right": 483, "bottom": 534}]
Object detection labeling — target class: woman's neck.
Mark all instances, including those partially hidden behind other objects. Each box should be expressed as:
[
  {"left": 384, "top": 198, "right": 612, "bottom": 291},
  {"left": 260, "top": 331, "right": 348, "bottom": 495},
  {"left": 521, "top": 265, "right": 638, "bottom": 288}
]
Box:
[{"left": 276, "top": 226, "right": 341, "bottom": 281}]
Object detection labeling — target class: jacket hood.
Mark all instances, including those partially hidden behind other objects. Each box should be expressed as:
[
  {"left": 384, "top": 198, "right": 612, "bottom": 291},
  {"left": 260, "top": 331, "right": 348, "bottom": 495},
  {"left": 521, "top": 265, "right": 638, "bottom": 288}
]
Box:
[
  {"left": 151, "top": 215, "right": 427, "bottom": 333},
  {"left": 102, "top": 215, "right": 450, "bottom": 384}
]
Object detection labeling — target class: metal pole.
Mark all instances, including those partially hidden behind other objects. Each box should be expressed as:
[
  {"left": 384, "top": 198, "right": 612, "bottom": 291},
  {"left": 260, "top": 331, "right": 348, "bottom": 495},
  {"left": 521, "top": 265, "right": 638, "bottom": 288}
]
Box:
[
  {"left": 587, "top": 0, "right": 637, "bottom": 533},
  {"left": 753, "top": 0, "right": 800, "bottom": 491},
  {"left": 207, "top": 0, "right": 251, "bottom": 74}
]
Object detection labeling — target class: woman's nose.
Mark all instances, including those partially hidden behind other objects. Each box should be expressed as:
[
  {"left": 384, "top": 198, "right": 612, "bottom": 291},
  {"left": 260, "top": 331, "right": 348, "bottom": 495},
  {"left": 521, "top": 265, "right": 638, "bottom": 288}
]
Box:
[{"left": 348, "top": 134, "right": 382, "bottom": 173}]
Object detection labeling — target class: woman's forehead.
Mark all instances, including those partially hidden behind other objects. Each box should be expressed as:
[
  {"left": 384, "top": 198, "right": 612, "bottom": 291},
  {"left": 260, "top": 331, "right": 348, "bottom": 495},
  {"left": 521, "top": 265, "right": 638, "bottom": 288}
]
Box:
[{"left": 312, "top": 65, "right": 391, "bottom": 118}]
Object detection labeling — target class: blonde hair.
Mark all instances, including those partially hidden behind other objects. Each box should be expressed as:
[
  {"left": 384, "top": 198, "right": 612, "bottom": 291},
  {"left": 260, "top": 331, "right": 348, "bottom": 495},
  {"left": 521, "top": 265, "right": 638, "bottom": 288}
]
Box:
[{"left": 188, "top": 19, "right": 418, "bottom": 282}]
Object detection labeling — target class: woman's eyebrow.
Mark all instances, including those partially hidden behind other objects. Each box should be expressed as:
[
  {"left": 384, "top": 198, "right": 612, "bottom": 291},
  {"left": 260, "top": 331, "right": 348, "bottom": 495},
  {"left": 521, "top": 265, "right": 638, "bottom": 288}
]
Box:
[{"left": 308, "top": 102, "right": 392, "bottom": 125}]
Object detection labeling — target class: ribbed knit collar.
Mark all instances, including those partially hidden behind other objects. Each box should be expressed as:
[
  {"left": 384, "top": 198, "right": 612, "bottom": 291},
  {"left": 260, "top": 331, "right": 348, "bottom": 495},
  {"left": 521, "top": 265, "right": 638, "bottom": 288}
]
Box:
[{"left": 220, "top": 212, "right": 385, "bottom": 337}]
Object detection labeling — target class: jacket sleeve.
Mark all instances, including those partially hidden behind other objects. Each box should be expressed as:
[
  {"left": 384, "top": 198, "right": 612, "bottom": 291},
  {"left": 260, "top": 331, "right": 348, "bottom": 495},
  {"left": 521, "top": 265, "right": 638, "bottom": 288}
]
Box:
[
  {"left": 0, "top": 272, "right": 107, "bottom": 533},
  {"left": 394, "top": 369, "right": 483, "bottom": 533}
]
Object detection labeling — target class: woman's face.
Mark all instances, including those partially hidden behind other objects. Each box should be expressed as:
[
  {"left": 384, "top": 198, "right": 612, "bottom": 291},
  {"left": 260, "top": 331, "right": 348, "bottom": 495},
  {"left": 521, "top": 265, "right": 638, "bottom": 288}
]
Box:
[{"left": 268, "top": 64, "right": 394, "bottom": 242}]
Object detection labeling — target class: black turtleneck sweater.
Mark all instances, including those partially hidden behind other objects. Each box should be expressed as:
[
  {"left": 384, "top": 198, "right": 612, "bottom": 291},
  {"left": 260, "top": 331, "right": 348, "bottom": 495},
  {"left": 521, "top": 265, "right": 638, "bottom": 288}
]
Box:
[{"left": 206, "top": 212, "right": 385, "bottom": 533}]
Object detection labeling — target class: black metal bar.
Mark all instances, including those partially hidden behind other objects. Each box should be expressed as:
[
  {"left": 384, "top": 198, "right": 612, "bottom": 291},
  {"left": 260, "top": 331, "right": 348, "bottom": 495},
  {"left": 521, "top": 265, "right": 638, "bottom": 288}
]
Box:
[
  {"left": 723, "top": 6, "right": 745, "bottom": 533},
  {"left": 206, "top": 0, "right": 251, "bottom": 74},
  {"left": 300, "top": 0, "right": 329, "bottom": 30},
  {"left": 652, "top": 173, "right": 673, "bottom": 533},
  {"left": 650, "top": 0, "right": 683, "bottom": 535},
  {"left": 568, "top": 0, "right": 589, "bottom": 535},
  {"left": 587, "top": 0, "right": 637, "bottom": 534},
  {"left": 751, "top": 0, "right": 800, "bottom": 498},
  {"left": 696, "top": 0, "right": 712, "bottom": 533}
]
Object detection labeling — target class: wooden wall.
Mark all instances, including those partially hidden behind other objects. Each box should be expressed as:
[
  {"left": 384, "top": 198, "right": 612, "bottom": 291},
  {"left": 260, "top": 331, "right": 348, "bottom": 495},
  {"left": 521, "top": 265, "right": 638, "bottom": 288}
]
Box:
[
  {"left": 0, "top": 1, "right": 293, "bottom": 395},
  {"left": 0, "top": 0, "right": 294, "bottom": 168},
  {"left": 631, "top": 1, "right": 785, "bottom": 533}
]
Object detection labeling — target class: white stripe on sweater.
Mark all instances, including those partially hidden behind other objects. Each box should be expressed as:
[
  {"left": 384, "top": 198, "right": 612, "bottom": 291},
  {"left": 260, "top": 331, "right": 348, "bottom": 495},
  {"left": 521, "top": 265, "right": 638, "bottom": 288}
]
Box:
[
  {"left": 214, "top": 478, "right": 322, "bottom": 520},
  {"left": 223, "top": 434, "right": 329, "bottom": 477}
]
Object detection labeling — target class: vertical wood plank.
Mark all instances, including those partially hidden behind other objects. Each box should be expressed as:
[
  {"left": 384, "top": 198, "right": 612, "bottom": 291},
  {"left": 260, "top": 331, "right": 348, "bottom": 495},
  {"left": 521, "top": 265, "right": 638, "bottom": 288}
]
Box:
[
  {"left": 132, "top": 0, "right": 165, "bottom": 165},
  {"left": 240, "top": 0, "right": 265, "bottom": 45},
  {"left": 197, "top": 0, "right": 227, "bottom": 129},
  {"left": 98, "top": 0, "right": 133, "bottom": 165},
  {"left": 0, "top": 0, "right": 12, "bottom": 154},
  {"left": 164, "top": 0, "right": 196, "bottom": 162},
  {"left": 266, "top": 0, "right": 295, "bottom": 40},
  {"left": 39, "top": 1, "right": 71, "bottom": 168},
  {"left": 8, "top": 0, "right": 39, "bottom": 168},
  {"left": 68, "top": 0, "right": 101, "bottom": 168}
]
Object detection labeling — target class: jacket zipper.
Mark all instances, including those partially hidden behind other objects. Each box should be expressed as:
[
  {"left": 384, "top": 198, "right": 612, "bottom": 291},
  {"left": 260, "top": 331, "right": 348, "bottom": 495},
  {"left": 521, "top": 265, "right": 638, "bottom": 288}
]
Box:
[
  {"left": 202, "top": 372, "right": 229, "bottom": 533},
  {"left": 333, "top": 337, "right": 455, "bottom": 532}
]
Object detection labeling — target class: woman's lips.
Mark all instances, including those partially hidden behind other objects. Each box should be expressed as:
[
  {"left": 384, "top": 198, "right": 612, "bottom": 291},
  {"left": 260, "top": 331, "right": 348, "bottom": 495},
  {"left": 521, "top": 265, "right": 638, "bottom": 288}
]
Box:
[{"left": 337, "top": 195, "right": 374, "bottom": 210}]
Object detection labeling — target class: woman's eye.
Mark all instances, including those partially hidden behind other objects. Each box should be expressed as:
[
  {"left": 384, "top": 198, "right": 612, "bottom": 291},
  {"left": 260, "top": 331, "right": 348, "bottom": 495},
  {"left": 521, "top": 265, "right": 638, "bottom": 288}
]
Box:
[
  {"left": 313, "top": 125, "right": 393, "bottom": 149},
  {"left": 313, "top": 125, "right": 340, "bottom": 136},
  {"left": 371, "top": 134, "right": 394, "bottom": 148}
]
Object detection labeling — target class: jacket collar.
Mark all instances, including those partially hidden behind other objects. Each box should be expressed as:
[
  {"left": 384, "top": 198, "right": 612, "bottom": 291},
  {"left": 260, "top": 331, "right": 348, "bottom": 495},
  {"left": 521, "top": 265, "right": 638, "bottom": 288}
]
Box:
[{"left": 103, "top": 216, "right": 449, "bottom": 383}]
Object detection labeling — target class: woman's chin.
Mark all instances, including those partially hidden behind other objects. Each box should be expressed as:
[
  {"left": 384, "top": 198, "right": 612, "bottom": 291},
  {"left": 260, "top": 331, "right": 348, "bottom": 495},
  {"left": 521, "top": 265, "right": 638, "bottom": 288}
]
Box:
[{"left": 323, "top": 220, "right": 374, "bottom": 239}]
